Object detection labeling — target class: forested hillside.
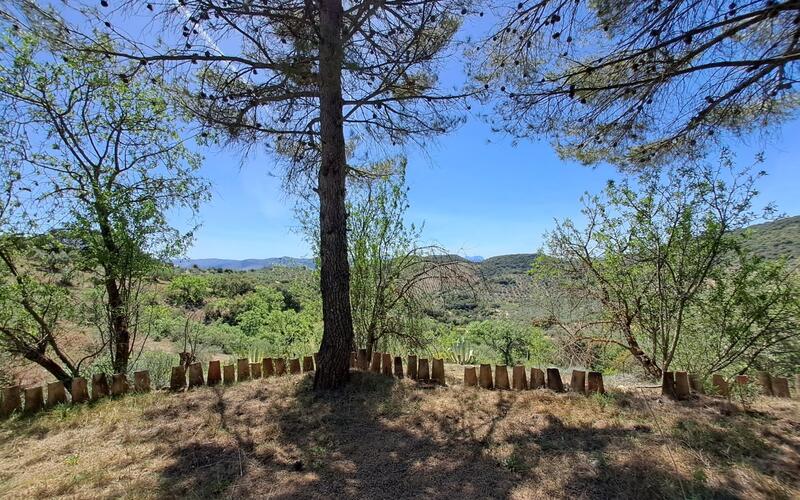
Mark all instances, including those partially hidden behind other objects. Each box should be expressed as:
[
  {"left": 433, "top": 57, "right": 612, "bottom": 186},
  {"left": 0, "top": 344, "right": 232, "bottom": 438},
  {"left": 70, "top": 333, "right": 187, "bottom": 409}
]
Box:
[{"left": 743, "top": 216, "right": 800, "bottom": 262}]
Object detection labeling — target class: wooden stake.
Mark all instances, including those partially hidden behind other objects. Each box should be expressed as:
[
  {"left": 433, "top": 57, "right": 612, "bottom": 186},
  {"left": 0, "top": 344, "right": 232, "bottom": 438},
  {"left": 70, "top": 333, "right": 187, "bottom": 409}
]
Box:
[
  {"left": 688, "top": 374, "right": 704, "bottom": 394},
  {"left": 546, "top": 368, "right": 564, "bottom": 392},
  {"left": 674, "top": 371, "right": 690, "bottom": 400},
  {"left": 381, "top": 353, "right": 393, "bottom": 376},
  {"left": 236, "top": 358, "right": 251, "bottom": 382},
  {"left": 46, "top": 381, "right": 67, "bottom": 407},
  {"left": 304, "top": 355, "right": 315, "bottom": 372},
  {"left": 711, "top": 374, "right": 729, "bottom": 397},
  {"left": 464, "top": 366, "right": 477, "bottom": 387},
  {"left": 134, "top": 371, "right": 151, "bottom": 392},
  {"left": 289, "top": 358, "right": 301, "bottom": 374},
  {"left": 110, "top": 373, "right": 129, "bottom": 396},
  {"left": 169, "top": 367, "right": 186, "bottom": 392},
  {"left": 756, "top": 371, "right": 774, "bottom": 396},
  {"left": 393, "top": 356, "right": 404, "bottom": 378},
  {"left": 71, "top": 378, "right": 89, "bottom": 404},
  {"left": 223, "top": 365, "right": 235, "bottom": 385},
  {"left": 407, "top": 355, "right": 418, "bottom": 380},
  {"left": 495, "top": 365, "right": 510, "bottom": 390},
  {"left": 370, "top": 352, "right": 382, "bottom": 373},
  {"left": 530, "top": 368, "right": 545, "bottom": 389},
  {"left": 262, "top": 358, "right": 275, "bottom": 378},
  {"left": 1, "top": 386, "right": 21, "bottom": 418},
  {"left": 587, "top": 372, "right": 605, "bottom": 394},
  {"left": 188, "top": 362, "right": 206, "bottom": 387},
  {"left": 250, "top": 362, "right": 262, "bottom": 379},
  {"left": 274, "top": 358, "right": 287, "bottom": 376},
  {"left": 431, "top": 358, "right": 446, "bottom": 385},
  {"left": 735, "top": 374, "right": 749, "bottom": 385},
  {"left": 478, "top": 364, "right": 493, "bottom": 389},
  {"left": 349, "top": 351, "right": 356, "bottom": 369},
  {"left": 357, "top": 349, "right": 369, "bottom": 370},
  {"left": 24, "top": 386, "right": 43, "bottom": 413},
  {"left": 771, "top": 377, "right": 790, "bottom": 398},
  {"left": 92, "top": 373, "right": 110, "bottom": 400},
  {"left": 207, "top": 361, "right": 222, "bottom": 386},
  {"left": 570, "top": 370, "right": 586, "bottom": 394},
  {"left": 661, "top": 371, "right": 676, "bottom": 399},
  {"left": 512, "top": 365, "right": 528, "bottom": 390},
  {"left": 418, "top": 358, "right": 430, "bottom": 381}
]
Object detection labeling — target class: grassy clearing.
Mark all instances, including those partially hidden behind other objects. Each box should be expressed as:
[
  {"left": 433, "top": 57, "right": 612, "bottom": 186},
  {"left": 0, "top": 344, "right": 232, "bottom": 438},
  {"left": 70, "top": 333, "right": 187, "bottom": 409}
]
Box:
[{"left": 0, "top": 372, "right": 798, "bottom": 499}]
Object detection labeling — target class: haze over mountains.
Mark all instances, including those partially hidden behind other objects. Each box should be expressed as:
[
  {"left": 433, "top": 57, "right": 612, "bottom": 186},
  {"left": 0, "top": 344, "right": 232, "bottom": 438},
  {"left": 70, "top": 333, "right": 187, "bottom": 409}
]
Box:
[{"left": 175, "top": 216, "right": 800, "bottom": 272}]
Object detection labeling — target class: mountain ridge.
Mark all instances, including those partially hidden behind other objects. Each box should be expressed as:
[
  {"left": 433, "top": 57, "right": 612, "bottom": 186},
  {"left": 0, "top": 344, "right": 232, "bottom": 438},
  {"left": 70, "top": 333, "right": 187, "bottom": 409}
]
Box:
[{"left": 175, "top": 215, "right": 799, "bottom": 272}]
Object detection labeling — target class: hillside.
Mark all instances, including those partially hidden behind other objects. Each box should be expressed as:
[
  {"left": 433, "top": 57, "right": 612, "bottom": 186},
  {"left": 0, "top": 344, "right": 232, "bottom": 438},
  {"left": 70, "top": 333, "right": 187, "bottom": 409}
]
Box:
[
  {"left": 1, "top": 371, "right": 797, "bottom": 499},
  {"left": 743, "top": 215, "right": 800, "bottom": 262}
]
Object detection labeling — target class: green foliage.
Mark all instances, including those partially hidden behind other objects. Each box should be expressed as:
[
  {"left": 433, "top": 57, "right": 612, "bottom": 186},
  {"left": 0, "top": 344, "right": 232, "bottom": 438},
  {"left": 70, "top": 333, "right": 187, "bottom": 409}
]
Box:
[
  {"left": 466, "top": 320, "right": 542, "bottom": 366},
  {"left": 532, "top": 156, "right": 791, "bottom": 378},
  {"left": 167, "top": 275, "right": 212, "bottom": 309},
  {"left": 130, "top": 351, "right": 176, "bottom": 389},
  {"left": 0, "top": 26, "right": 209, "bottom": 374}
]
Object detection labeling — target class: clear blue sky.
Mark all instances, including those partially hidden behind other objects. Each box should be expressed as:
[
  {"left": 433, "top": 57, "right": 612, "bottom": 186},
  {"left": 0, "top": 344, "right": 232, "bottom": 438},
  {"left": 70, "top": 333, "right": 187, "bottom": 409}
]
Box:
[{"left": 185, "top": 116, "right": 800, "bottom": 260}]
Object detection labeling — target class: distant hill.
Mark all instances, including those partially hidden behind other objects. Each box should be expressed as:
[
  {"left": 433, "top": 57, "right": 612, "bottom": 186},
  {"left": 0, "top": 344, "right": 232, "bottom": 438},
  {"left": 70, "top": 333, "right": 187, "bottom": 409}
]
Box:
[
  {"left": 742, "top": 215, "right": 800, "bottom": 262},
  {"left": 477, "top": 253, "right": 539, "bottom": 279},
  {"left": 173, "top": 257, "right": 315, "bottom": 271}
]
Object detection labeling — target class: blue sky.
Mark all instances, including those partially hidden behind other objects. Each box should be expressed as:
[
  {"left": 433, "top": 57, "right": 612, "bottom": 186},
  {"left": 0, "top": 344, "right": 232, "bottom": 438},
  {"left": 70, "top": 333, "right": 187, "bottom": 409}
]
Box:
[
  {"left": 38, "top": 1, "right": 798, "bottom": 260},
  {"left": 185, "top": 116, "right": 800, "bottom": 260}
]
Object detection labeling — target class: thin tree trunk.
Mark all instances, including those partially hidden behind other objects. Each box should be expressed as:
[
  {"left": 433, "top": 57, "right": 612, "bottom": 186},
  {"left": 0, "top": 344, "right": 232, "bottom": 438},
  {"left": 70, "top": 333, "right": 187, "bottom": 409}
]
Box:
[
  {"left": 623, "top": 330, "right": 662, "bottom": 379},
  {"left": 95, "top": 199, "right": 131, "bottom": 375},
  {"left": 314, "top": 0, "right": 354, "bottom": 390},
  {"left": 106, "top": 277, "right": 130, "bottom": 374}
]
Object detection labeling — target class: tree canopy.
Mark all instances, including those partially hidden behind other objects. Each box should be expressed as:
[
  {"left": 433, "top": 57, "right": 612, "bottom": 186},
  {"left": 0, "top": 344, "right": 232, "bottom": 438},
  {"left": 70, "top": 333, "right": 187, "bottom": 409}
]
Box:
[{"left": 479, "top": 0, "right": 800, "bottom": 168}]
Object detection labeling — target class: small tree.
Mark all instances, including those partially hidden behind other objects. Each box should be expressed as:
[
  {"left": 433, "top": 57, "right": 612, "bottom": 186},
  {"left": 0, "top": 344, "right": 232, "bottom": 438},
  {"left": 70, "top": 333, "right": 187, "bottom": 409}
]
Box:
[
  {"left": 0, "top": 29, "right": 208, "bottom": 376},
  {"left": 298, "top": 159, "right": 474, "bottom": 357},
  {"left": 479, "top": 0, "right": 800, "bottom": 168},
  {"left": 532, "top": 155, "right": 782, "bottom": 379},
  {"left": 467, "top": 319, "right": 534, "bottom": 366}
]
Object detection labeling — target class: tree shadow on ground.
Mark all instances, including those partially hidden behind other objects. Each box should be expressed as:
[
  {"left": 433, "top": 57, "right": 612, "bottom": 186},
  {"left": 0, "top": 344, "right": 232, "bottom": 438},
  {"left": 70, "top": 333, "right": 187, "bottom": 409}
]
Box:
[{"left": 147, "top": 374, "right": 764, "bottom": 499}]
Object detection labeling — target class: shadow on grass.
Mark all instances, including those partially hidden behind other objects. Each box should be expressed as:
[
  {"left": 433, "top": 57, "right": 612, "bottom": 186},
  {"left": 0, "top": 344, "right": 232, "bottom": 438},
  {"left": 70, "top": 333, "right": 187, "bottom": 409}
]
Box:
[{"left": 148, "top": 373, "right": 756, "bottom": 499}]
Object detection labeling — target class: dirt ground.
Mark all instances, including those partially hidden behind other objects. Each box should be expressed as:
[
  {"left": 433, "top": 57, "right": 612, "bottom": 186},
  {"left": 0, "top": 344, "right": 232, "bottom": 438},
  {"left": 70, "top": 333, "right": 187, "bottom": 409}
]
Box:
[{"left": 1, "top": 369, "right": 798, "bottom": 499}]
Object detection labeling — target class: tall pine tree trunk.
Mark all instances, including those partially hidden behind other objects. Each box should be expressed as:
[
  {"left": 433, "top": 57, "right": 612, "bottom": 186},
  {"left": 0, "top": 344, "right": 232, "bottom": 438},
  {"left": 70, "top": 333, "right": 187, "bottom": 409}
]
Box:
[{"left": 314, "top": 0, "right": 354, "bottom": 390}]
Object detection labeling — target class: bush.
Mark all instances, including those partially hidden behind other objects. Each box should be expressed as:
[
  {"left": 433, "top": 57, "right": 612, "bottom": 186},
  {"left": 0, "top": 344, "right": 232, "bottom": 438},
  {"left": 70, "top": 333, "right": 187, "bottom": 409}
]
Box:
[
  {"left": 131, "top": 350, "right": 177, "bottom": 389},
  {"left": 167, "top": 274, "right": 211, "bottom": 308}
]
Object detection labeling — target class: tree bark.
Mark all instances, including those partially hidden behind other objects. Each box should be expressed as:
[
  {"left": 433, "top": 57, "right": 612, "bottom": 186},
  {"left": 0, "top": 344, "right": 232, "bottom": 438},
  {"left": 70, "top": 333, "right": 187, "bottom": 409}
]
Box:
[
  {"left": 314, "top": 0, "right": 354, "bottom": 391},
  {"left": 21, "top": 348, "right": 73, "bottom": 395}
]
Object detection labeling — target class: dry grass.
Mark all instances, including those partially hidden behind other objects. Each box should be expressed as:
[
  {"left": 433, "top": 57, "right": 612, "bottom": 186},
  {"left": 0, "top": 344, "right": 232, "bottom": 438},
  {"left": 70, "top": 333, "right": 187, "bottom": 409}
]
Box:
[{"left": 1, "top": 371, "right": 798, "bottom": 499}]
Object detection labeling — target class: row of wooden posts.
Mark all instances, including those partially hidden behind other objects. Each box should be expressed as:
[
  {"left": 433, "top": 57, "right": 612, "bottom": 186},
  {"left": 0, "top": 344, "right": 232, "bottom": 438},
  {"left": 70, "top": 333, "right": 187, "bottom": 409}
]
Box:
[
  {"left": 663, "top": 370, "right": 798, "bottom": 400},
  {"left": 0, "top": 354, "right": 319, "bottom": 419},
  {"left": 350, "top": 350, "right": 448, "bottom": 384},
  {"left": 4, "top": 354, "right": 796, "bottom": 419},
  {"left": 0, "top": 371, "right": 151, "bottom": 419},
  {"left": 464, "top": 364, "right": 606, "bottom": 394},
  {"left": 169, "top": 355, "right": 317, "bottom": 391},
  {"left": 351, "top": 349, "right": 606, "bottom": 395}
]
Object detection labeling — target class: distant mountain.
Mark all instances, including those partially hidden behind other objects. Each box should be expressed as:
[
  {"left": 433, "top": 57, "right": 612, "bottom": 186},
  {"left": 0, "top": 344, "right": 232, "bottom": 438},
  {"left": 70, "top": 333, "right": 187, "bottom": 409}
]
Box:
[
  {"left": 172, "top": 215, "right": 798, "bottom": 274},
  {"left": 464, "top": 255, "right": 485, "bottom": 262},
  {"left": 173, "top": 257, "right": 315, "bottom": 271}
]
